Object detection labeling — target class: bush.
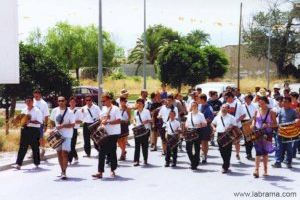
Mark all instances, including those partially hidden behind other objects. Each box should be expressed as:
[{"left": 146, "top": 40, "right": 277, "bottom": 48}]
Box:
[
  {"left": 81, "top": 67, "right": 98, "bottom": 80},
  {"left": 131, "top": 76, "right": 142, "bottom": 82},
  {"left": 109, "top": 70, "right": 127, "bottom": 80}
]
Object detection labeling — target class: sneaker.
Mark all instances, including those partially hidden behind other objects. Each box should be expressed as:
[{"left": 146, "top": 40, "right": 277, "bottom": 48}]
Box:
[
  {"left": 12, "top": 164, "right": 21, "bottom": 170},
  {"left": 165, "top": 163, "right": 170, "bottom": 167},
  {"left": 286, "top": 163, "right": 292, "bottom": 168},
  {"left": 271, "top": 163, "right": 282, "bottom": 168},
  {"left": 83, "top": 154, "right": 91, "bottom": 158},
  {"left": 210, "top": 140, "right": 216, "bottom": 146},
  {"left": 171, "top": 163, "right": 176, "bottom": 167},
  {"left": 202, "top": 159, "right": 207, "bottom": 164},
  {"left": 236, "top": 154, "right": 241, "bottom": 161},
  {"left": 150, "top": 148, "right": 157, "bottom": 152},
  {"left": 133, "top": 162, "right": 140, "bottom": 167},
  {"left": 246, "top": 155, "right": 254, "bottom": 161},
  {"left": 222, "top": 168, "right": 228, "bottom": 174},
  {"left": 74, "top": 158, "right": 79, "bottom": 164}
]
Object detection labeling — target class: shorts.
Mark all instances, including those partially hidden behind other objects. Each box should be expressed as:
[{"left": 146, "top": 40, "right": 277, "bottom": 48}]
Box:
[
  {"left": 56, "top": 137, "right": 71, "bottom": 152},
  {"left": 39, "top": 124, "right": 44, "bottom": 138},
  {"left": 199, "top": 126, "right": 212, "bottom": 141}
]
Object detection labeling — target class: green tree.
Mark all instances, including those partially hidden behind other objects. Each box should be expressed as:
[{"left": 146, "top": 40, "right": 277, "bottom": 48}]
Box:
[
  {"left": 0, "top": 43, "right": 75, "bottom": 134},
  {"left": 202, "top": 45, "right": 229, "bottom": 79},
  {"left": 185, "top": 30, "right": 210, "bottom": 47},
  {"left": 157, "top": 42, "right": 208, "bottom": 92},
  {"left": 128, "top": 24, "right": 180, "bottom": 75},
  {"left": 37, "top": 22, "right": 122, "bottom": 80},
  {"left": 243, "top": 1, "right": 300, "bottom": 77}
]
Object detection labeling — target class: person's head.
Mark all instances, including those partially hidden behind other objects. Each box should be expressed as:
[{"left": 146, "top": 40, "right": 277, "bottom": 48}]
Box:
[
  {"left": 120, "top": 89, "right": 129, "bottom": 98},
  {"left": 136, "top": 98, "right": 145, "bottom": 110},
  {"left": 283, "top": 88, "right": 290, "bottom": 97},
  {"left": 290, "top": 92, "right": 299, "bottom": 102},
  {"left": 276, "top": 96, "right": 284, "bottom": 108},
  {"left": 244, "top": 93, "right": 254, "bottom": 105},
  {"left": 119, "top": 96, "right": 128, "bottom": 107},
  {"left": 220, "top": 104, "right": 229, "bottom": 116},
  {"left": 273, "top": 84, "right": 280, "bottom": 93},
  {"left": 101, "top": 92, "right": 112, "bottom": 107},
  {"left": 33, "top": 89, "right": 42, "bottom": 100},
  {"left": 69, "top": 96, "right": 76, "bottom": 108},
  {"left": 141, "top": 89, "right": 148, "bottom": 99},
  {"left": 169, "top": 110, "right": 176, "bottom": 120},
  {"left": 210, "top": 91, "right": 218, "bottom": 100},
  {"left": 85, "top": 95, "right": 93, "bottom": 106},
  {"left": 150, "top": 92, "right": 156, "bottom": 100},
  {"left": 161, "top": 83, "right": 167, "bottom": 91},
  {"left": 282, "top": 96, "right": 292, "bottom": 109},
  {"left": 175, "top": 93, "right": 183, "bottom": 100},
  {"left": 155, "top": 91, "right": 161, "bottom": 102},
  {"left": 199, "top": 93, "right": 207, "bottom": 104},
  {"left": 191, "top": 101, "right": 198, "bottom": 113},
  {"left": 226, "top": 86, "right": 232, "bottom": 93},
  {"left": 255, "top": 87, "right": 261, "bottom": 93},
  {"left": 167, "top": 94, "right": 174, "bottom": 106},
  {"left": 283, "top": 81, "right": 289, "bottom": 89},
  {"left": 57, "top": 96, "right": 67, "bottom": 108},
  {"left": 224, "top": 92, "right": 234, "bottom": 103},
  {"left": 25, "top": 96, "right": 34, "bottom": 108},
  {"left": 258, "top": 96, "right": 269, "bottom": 108},
  {"left": 196, "top": 87, "right": 202, "bottom": 95}
]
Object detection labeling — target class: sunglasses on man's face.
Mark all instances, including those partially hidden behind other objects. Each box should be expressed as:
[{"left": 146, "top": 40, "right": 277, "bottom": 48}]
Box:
[
  {"left": 85, "top": 99, "right": 92, "bottom": 102},
  {"left": 58, "top": 100, "right": 65, "bottom": 103}
]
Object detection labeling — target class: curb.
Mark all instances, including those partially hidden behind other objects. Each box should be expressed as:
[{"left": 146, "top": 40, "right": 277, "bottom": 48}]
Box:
[{"left": 0, "top": 135, "right": 134, "bottom": 172}]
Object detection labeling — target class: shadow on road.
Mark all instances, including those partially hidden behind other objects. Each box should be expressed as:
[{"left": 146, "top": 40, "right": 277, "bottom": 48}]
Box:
[
  {"left": 23, "top": 167, "right": 50, "bottom": 173},
  {"left": 101, "top": 175, "right": 134, "bottom": 182}
]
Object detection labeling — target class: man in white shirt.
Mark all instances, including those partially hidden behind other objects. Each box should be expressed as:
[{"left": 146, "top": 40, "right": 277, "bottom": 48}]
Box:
[
  {"left": 33, "top": 89, "right": 50, "bottom": 160},
  {"left": 92, "top": 93, "right": 121, "bottom": 179},
  {"left": 14, "top": 96, "right": 43, "bottom": 170},
  {"left": 81, "top": 95, "right": 101, "bottom": 157},
  {"left": 242, "top": 94, "right": 257, "bottom": 160},
  {"left": 50, "top": 96, "right": 75, "bottom": 180},
  {"left": 158, "top": 94, "right": 179, "bottom": 155},
  {"left": 212, "top": 104, "right": 237, "bottom": 173},
  {"left": 224, "top": 92, "right": 246, "bottom": 161},
  {"left": 68, "top": 96, "right": 83, "bottom": 164}
]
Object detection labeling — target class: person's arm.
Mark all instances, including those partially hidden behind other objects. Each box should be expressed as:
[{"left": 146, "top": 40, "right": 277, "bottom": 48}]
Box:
[{"left": 270, "top": 110, "right": 277, "bottom": 128}]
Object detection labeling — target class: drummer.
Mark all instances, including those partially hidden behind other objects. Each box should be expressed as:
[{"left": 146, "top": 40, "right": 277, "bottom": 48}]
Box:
[
  {"left": 165, "top": 110, "right": 181, "bottom": 167},
  {"left": 272, "top": 96, "right": 299, "bottom": 169}
]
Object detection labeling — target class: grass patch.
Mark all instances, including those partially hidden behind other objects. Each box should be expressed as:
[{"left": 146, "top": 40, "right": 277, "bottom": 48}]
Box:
[{"left": 0, "top": 129, "right": 20, "bottom": 152}]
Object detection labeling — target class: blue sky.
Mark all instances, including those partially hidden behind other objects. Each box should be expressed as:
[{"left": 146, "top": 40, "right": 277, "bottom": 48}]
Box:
[{"left": 18, "top": 0, "right": 290, "bottom": 52}]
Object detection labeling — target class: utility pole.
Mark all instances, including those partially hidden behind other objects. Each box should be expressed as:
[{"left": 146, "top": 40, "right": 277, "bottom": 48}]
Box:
[
  {"left": 237, "top": 2, "right": 242, "bottom": 90},
  {"left": 98, "top": 0, "right": 103, "bottom": 109}
]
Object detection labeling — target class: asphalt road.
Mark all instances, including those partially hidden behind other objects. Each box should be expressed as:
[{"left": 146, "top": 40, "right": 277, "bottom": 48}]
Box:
[{"left": 0, "top": 140, "right": 299, "bottom": 200}]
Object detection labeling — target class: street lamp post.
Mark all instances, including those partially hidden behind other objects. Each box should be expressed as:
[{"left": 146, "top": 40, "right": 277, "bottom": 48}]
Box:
[
  {"left": 98, "top": 0, "right": 103, "bottom": 109},
  {"left": 143, "top": 0, "right": 147, "bottom": 90}
]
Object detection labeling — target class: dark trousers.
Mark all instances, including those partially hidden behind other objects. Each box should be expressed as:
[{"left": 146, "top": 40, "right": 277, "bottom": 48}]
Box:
[
  {"left": 83, "top": 123, "right": 92, "bottom": 155},
  {"left": 244, "top": 135, "right": 253, "bottom": 157},
  {"left": 16, "top": 127, "right": 40, "bottom": 166},
  {"left": 98, "top": 135, "right": 118, "bottom": 172},
  {"left": 68, "top": 129, "right": 78, "bottom": 163},
  {"left": 134, "top": 134, "right": 149, "bottom": 162},
  {"left": 218, "top": 133, "right": 232, "bottom": 170},
  {"left": 165, "top": 135, "right": 178, "bottom": 164},
  {"left": 186, "top": 139, "right": 200, "bottom": 168}
]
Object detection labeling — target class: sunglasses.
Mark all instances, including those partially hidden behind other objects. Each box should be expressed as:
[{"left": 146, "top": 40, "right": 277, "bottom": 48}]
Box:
[
  {"left": 85, "top": 99, "right": 92, "bottom": 102},
  {"left": 58, "top": 100, "right": 65, "bottom": 102}
]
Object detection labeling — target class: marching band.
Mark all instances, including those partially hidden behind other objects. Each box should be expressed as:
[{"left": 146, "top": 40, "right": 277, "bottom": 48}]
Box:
[{"left": 12, "top": 84, "right": 300, "bottom": 180}]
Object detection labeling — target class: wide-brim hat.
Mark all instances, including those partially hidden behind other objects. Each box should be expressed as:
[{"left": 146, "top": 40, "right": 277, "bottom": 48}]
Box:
[{"left": 257, "top": 88, "right": 269, "bottom": 97}]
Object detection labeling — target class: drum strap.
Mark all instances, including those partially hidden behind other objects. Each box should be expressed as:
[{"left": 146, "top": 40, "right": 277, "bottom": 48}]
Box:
[
  {"left": 74, "top": 109, "right": 77, "bottom": 114},
  {"left": 191, "top": 113, "right": 195, "bottom": 128},
  {"left": 169, "top": 122, "right": 175, "bottom": 134},
  {"left": 137, "top": 111, "right": 143, "bottom": 124},
  {"left": 59, "top": 109, "right": 68, "bottom": 124},
  {"left": 245, "top": 105, "right": 251, "bottom": 119},
  {"left": 261, "top": 109, "right": 270, "bottom": 124},
  {"left": 87, "top": 108, "right": 94, "bottom": 121},
  {"left": 121, "top": 109, "right": 125, "bottom": 117},
  {"left": 221, "top": 116, "right": 225, "bottom": 128},
  {"left": 233, "top": 103, "right": 238, "bottom": 117}
]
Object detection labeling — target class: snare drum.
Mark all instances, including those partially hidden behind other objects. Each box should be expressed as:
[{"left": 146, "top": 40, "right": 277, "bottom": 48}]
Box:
[
  {"left": 242, "top": 120, "right": 253, "bottom": 142},
  {"left": 47, "top": 129, "right": 65, "bottom": 149},
  {"left": 167, "top": 134, "right": 180, "bottom": 150},
  {"left": 278, "top": 122, "right": 300, "bottom": 143},
  {"left": 91, "top": 126, "right": 110, "bottom": 146},
  {"left": 183, "top": 128, "right": 199, "bottom": 142},
  {"left": 217, "top": 132, "right": 233, "bottom": 148},
  {"left": 132, "top": 125, "right": 149, "bottom": 138}
]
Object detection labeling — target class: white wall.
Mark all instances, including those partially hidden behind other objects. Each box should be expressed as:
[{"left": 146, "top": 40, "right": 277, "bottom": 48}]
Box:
[{"left": 0, "top": 0, "right": 19, "bottom": 84}]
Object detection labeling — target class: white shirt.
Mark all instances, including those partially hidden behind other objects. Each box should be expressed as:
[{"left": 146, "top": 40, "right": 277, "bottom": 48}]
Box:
[
  {"left": 33, "top": 98, "right": 49, "bottom": 121},
  {"left": 165, "top": 120, "right": 181, "bottom": 135},
  {"left": 119, "top": 108, "right": 129, "bottom": 121},
  {"left": 21, "top": 107, "right": 43, "bottom": 128},
  {"left": 227, "top": 101, "right": 245, "bottom": 128},
  {"left": 50, "top": 107, "right": 75, "bottom": 138},
  {"left": 69, "top": 107, "right": 83, "bottom": 129},
  {"left": 243, "top": 103, "right": 258, "bottom": 120},
  {"left": 101, "top": 105, "right": 121, "bottom": 135},
  {"left": 158, "top": 105, "right": 179, "bottom": 125},
  {"left": 185, "top": 111, "right": 207, "bottom": 129},
  {"left": 212, "top": 114, "right": 237, "bottom": 133},
  {"left": 134, "top": 108, "right": 152, "bottom": 129},
  {"left": 82, "top": 104, "right": 101, "bottom": 123}
]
